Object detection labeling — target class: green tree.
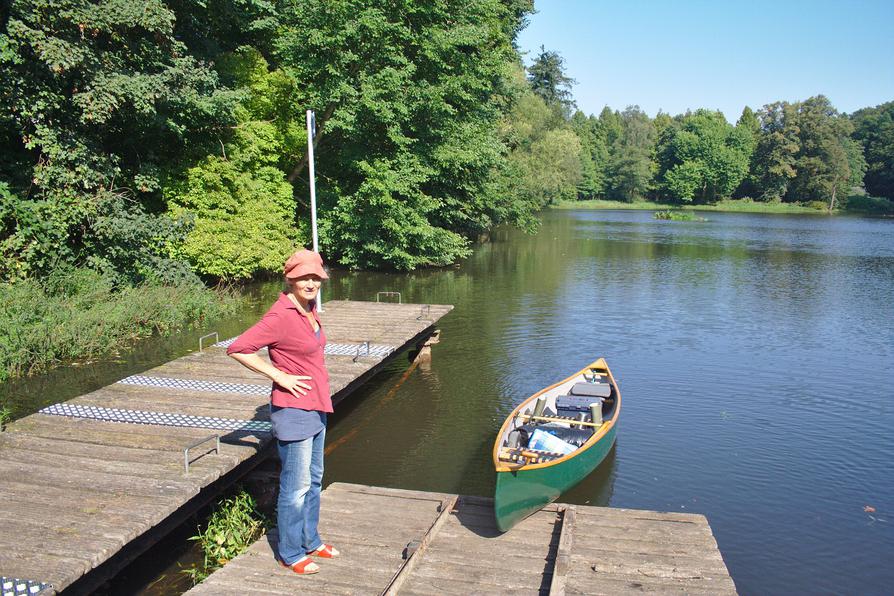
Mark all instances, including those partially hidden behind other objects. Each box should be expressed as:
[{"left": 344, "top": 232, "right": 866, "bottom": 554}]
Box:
[
  {"left": 569, "top": 110, "right": 608, "bottom": 199},
  {"left": 526, "top": 45, "right": 576, "bottom": 117},
  {"left": 503, "top": 67, "right": 581, "bottom": 209},
  {"left": 606, "top": 106, "right": 655, "bottom": 202},
  {"left": 271, "top": 0, "right": 531, "bottom": 270},
  {"left": 851, "top": 101, "right": 894, "bottom": 200},
  {"left": 656, "top": 109, "right": 751, "bottom": 203},
  {"left": 733, "top": 106, "right": 761, "bottom": 197},
  {"left": 788, "top": 96, "right": 865, "bottom": 209},
  {"left": 750, "top": 101, "right": 801, "bottom": 201}
]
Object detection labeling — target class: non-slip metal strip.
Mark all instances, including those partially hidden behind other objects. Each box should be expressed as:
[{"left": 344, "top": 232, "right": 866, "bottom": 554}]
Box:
[
  {"left": 117, "top": 375, "right": 269, "bottom": 395},
  {"left": 1, "top": 577, "right": 52, "bottom": 596},
  {"left": 38, "top": 403, "right": 272, "bottom": 433},
  {"left": 213, "top": 337, "right": 395, "bottom": 358}
]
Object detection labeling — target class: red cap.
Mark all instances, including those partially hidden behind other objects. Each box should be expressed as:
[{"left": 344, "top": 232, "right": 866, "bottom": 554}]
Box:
[{"left": 284, "top": 249, "right": 328, "bottom": 279}]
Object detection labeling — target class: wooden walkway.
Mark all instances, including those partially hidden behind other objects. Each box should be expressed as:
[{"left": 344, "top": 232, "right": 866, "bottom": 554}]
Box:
[
  {"left": 0, "top": 301, "right": 451, "bottom": 595},
  {"left": 186, "top": 483, "right": 737, "bottom": 595}
]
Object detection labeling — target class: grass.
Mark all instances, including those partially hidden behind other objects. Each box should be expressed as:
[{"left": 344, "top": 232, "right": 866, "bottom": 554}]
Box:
[
  {"left": 0, "top": 268, "right": 240, "bottom": 382},
  {"left": 183, "top": 488, "right": 269, "bottom": 585},
  {"left": 654, "top": 210, "right": 707, "bottom": 221},
  {"left": 555, "top": 198, "right": 827, "bottom": 214}
]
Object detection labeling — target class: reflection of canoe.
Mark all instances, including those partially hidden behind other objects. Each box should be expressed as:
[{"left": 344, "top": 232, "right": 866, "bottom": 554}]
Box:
[{"left": 492, "top": 358, "right": 621, "bottom": 531}]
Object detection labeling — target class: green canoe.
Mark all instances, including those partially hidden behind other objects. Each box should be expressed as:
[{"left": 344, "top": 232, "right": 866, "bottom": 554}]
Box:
[{"left": 492, "top": 358, "right": 621, "bottom": 531}]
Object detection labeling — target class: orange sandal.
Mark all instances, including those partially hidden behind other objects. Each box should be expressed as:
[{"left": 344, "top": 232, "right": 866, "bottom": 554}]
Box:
[
  {"left": 308, "top": 544, "right": 340, "bottom": 558},
  {"left": 280, "top": 556, "right": 320, "bottom": 575}
]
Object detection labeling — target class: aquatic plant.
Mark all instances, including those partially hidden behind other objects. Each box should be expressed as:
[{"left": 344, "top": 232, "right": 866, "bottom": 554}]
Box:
[
  {"left": 183, "top": 488, "right": 269, "bottom": 585},
  {"left": 654, "top": 210, "right": 707, "bottom": 222}
]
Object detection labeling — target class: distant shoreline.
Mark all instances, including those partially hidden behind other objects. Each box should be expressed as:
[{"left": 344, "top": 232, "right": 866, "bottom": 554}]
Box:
[{"left": 552, "top": 196, "right": 893, "bottom": 215}]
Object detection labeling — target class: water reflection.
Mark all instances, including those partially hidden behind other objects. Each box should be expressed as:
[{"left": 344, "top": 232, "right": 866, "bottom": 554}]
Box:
[{"left": 5, "top": 209, "right": 893, "bottom": 594}]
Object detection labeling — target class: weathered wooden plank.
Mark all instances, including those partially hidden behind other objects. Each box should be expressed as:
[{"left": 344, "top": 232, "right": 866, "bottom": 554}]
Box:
[
  {"left": 549, "top": 506, "right": 575, "bottom": 596},
  {"left": 382, "top": 495, "right": 457, "bottom": 595},
  {"left": 566, "top": 570, "right": 737, "bottom": 595},
  {"left": 0, "top": 550, "right": 88, "bottom": 590},
  {"left": 189, "top": 482, "right": 734, "bottom": 596}
]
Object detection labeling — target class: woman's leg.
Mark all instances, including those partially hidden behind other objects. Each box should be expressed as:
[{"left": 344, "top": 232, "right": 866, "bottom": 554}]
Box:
[
  {"left": 302, "top": 426, "right": 325, "bottom": 553},
  {"left": 276, "top": 437, "right": 313, "bottom": 565}
]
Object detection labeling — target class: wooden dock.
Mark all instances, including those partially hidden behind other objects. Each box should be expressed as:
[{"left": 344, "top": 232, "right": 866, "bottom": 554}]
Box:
[
  {"left": 0, "top": 300, "right": 451, "bottom": 595},
  {"left": 185, "top": 482, "right": 737, "bottom": 595}
]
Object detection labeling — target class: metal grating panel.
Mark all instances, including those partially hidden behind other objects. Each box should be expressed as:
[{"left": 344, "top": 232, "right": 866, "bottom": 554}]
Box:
[
  {"left": 213, "top": 337, "right": 237, "bottom": 348},
  {"left": 39, "top": 403, "right": 272, "bottom": 433},
  {"left": 1, "top": 578, "right": 52, "bottom": 596},
  {"left": 117, "top": 375, "right": 269, "bottom": 395},
  {"left": 324, "top": 343, "right": 395, "bottom": 358},
  {"left": 213, "top": 337, "right": 395, "bottom": 358}
]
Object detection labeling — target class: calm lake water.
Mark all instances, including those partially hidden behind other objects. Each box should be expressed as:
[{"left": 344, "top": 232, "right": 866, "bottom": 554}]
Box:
[{"left": 5, "top": 209, "right": 893, "bottom": 594}]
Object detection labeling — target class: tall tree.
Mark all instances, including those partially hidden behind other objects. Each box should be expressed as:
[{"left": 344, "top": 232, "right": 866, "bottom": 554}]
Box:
[
  {"left": 606, "top": 106, "right": 655, "bottom": 202},
  {"left": 270, "top": 0, "right": 532, "bottom": 270},
  {"left": 656, "top": 109, "right": 751, "bottom": 203},
  {"left": 569, "top": 110, "right": 608, "bottom": 199},
  {"left": 504, "top": 67, "right": 581, "bottom": 209},
  {"left": 750, "top": 101, "right": 801, "bottom": 201},
  {"left": 788, "top": 95, "right": 865, "bottom": 209},
  {"left": 851, "top": 101, "right": 894, "bottom": 200},
  {"left": 526, "top": 45, "right": 576, "bottom": 117}
]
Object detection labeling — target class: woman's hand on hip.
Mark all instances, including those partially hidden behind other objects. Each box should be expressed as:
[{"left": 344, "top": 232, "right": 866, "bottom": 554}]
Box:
[{"left": 275, "top": 372, "right": 312, "bottom": 397}]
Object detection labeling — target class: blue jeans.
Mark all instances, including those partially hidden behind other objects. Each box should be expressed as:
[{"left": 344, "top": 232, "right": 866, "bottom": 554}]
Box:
[{"left": 276, "top": 428, "right": 325, "bottom": 565}]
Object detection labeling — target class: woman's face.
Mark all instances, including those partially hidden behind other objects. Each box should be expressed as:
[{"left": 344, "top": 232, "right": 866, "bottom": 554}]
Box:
[{"left": 289, "top": 274, "right": 322, "bottom": 304}]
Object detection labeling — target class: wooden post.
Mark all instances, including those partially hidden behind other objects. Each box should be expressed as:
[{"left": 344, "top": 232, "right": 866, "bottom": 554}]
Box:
[
  {"left": 549, "top": 505, "right": 575, "bottom": 596},
  {"left": 413, "top": 329, "right": 441, "bottom": 370}
]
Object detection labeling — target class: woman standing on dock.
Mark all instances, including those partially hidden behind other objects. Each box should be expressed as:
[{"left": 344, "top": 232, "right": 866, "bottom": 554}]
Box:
[{"left": 227, "top": 249, "right": 339, "bottom": 575}]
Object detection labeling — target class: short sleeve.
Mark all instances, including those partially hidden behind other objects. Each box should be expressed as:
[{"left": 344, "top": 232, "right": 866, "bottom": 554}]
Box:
[{"left": 227, "top": 310, "right": 281, "bottom": 354}]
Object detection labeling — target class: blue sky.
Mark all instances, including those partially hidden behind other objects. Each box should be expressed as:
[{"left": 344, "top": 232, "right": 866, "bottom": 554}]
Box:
[{"left": 516, "top": 0, "right": 894, "bottom": 121}]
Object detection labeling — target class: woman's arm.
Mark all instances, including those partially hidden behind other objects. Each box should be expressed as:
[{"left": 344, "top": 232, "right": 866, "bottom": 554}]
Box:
[{"left": 228, "top": 352, "right": 312, "bottom": 398}]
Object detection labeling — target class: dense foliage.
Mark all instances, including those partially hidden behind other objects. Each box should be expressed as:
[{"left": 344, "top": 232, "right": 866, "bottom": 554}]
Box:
[
  {"left": 1, "top": 0, "right": 892, "bottom": 288},
  {"left": 851, "top": 101, "right": 894, "bottom": 200},
  {"left": 568, "top": 94, "right": 886, "bottom": 209}
]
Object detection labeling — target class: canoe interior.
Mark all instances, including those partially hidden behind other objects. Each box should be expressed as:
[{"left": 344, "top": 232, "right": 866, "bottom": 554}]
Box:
[{"left": 493, "top": 359, "right": 619, "bottom": 470}]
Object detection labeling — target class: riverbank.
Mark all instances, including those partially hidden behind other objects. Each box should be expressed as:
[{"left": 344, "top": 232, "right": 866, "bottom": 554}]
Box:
[
  {"left": 0, "top": 268, "right": 239, "bottom": 388},
  {"left": 553, "top": 195, "right": 894, "bottom": 214}
]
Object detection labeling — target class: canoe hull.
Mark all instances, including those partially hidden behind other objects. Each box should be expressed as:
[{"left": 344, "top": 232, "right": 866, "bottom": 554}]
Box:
[{"left": 494, "top": 424, "right": 617, "bottom": 532}]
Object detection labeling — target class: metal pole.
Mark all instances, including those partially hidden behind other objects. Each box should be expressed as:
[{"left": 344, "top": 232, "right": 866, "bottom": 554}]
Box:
[{"left": 306, "top": 109, "right": 323, "bottom": 311}]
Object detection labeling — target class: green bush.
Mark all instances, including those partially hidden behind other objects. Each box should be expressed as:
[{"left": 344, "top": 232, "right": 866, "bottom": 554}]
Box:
[
  {"left": 0, "top": 269, "right": 238, "bottom": 382},
  {"left": 844, "top": 194, "right": 894, "bottom": 214}
]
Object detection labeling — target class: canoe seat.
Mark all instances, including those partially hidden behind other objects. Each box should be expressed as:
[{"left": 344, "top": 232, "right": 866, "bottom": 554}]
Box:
[
  {"left": 556, "top": 395, "right": 603, "bottom": 413},
  {"left": 569, "top": 382, "right": 611, "bottom": 398}
]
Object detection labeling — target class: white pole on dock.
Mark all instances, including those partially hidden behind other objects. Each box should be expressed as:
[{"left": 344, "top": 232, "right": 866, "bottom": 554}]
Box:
[{"left": 306, "top": 109, "right": 323, "bottom": 311}]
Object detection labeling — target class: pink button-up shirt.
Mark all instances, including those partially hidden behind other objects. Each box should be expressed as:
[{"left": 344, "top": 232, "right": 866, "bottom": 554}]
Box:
[{"left": 227, "top": 293, "right": 332, "bottom": 413}]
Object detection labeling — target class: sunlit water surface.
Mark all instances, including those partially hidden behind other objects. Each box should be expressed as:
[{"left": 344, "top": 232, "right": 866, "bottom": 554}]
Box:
[{"left": 5, "top": 210, "right": 893, "bottom": 594}]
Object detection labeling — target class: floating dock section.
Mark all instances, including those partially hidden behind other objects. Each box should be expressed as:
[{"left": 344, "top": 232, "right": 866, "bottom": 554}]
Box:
[
  {"left": 187, "top": 483, "right": 737, "bottom": 595},
  {"left": 0, "top": 301, "right": 451, "bottom": 595}
]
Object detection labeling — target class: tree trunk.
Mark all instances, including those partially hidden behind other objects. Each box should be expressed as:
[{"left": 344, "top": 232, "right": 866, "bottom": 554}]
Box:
[{"left": 828, "top": 184, "right": 837, "bottom": 212}]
